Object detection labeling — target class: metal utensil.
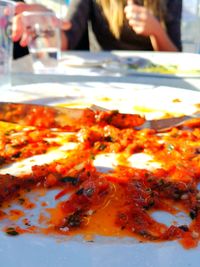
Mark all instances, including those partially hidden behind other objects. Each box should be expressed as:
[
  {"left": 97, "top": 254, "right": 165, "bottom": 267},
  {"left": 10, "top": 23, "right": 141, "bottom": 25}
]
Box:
[
  {"left": 0, "top": 102, "right": 199, "bottom": 131},
  {"left": 137, "top": 113, "right": 200, "bottom": 131},
  {"left": 94, "top": 106, "right": 200, "bottom": 131}
]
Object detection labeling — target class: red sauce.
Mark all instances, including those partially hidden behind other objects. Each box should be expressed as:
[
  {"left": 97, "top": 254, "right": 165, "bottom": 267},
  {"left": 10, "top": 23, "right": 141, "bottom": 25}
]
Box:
[{"left": 1, "top": 109, "right": 200, "bottom": 248}]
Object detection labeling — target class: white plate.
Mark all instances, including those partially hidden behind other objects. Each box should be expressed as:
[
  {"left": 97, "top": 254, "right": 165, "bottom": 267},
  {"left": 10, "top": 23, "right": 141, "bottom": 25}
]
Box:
[
  {"left": 0, "top": 82, "right": 200, "bottom": 267},
  {"left": 5, "top": 82, "right": 200, "bottom": 119}
]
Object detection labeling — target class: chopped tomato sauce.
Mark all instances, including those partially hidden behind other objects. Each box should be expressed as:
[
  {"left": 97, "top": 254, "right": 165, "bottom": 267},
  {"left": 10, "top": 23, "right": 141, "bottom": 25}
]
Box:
[{"left": 0, "top": 108, "right": 200, "bottom": 249}]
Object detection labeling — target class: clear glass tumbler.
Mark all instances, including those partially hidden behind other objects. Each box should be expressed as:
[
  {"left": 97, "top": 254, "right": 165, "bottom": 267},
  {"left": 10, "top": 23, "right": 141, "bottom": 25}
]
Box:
[{"left": 22, "top": 11, "right": 61, "bottom": 73}]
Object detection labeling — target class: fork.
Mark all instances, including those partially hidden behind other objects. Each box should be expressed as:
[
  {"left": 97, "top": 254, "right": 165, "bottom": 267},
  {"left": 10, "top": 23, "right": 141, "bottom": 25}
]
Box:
[
  {"left": 92, "top": 105, "right": 200, "bottom": 131},
  {"left": 0, "top": 102, "right": 199, "bottom": 131},
  {"left": 136, "top": 113, "right": 200, "bottom": 131}
]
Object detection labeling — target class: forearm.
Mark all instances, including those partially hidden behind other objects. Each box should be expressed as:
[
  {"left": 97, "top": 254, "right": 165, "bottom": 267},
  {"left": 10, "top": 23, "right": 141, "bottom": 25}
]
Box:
[
  {"left": 124, "top": 3, "right": 180, "bottom": 52},
  {"left": 61, "top": 30, "right": 69, "bottom": 50},
  {"left": 150, "top": 23, "right": 179, "bottom": 52}
]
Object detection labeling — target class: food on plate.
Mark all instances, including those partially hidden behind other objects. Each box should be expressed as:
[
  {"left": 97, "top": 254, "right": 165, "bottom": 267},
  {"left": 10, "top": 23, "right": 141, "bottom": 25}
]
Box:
[
  {"left": 0, "top": 106, "right": 200, "bottom": 249},
  {"left": 121, "top": 57, "right": 200, "bottom": 75},
  {"left": 128, "top": 62, "right": 200, "bottom": 75}
]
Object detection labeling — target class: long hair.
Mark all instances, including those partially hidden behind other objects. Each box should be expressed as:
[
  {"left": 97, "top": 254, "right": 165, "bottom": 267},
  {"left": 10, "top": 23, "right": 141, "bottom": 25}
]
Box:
[{"left": 96, "top": 0, "right": 167, "bottom": 38}]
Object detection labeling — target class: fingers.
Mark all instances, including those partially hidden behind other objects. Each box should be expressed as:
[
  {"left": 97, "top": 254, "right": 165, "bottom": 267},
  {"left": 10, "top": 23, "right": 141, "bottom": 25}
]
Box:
[
  {"left": 128, "top": 17, "right": 145, "bottom": 35},
  {"left": 126, "top": 0, "right": 134, "bottom": 5},
  {"left": 51, "top": 17, "right": 71, "bottom": 31},
  {"left": 124, "top": 2, "right": 149, "bottom": 33},
  {"left": 4, "top": 5, "right": 15, "bottom": 16},
  {"left": 124, "top": 4, "right": 146, "bottom": 21},
  {"left": 12, "top": 14, "right": 30, "bottom": 47},
  {"left": 12, "top": 2, "right": 71, "bottom": 47},
  {"left": 15, "top": 3, "right": 50, "bottom": 15},
  {"left": 12, "top": 16, "right": 29, "bottom": 47},
  {"left": 124, "top": 3, "right": 151, "bottom": 36},
  {"left": 125, "top": 2, "right": 143, "bottom": 13},
  {"left": 19, "top": 31, "right": 30, "bottom": 47},
  {"left": 15, "top": 3, "right": 28, "bottom": 14},
  {"left": 125, "top": 1, "right": 160, "bottom": 37},
  {"left": 12, "top": 2, "right": 56, "bottom": 47},
  {"left": 60, "top": 21, "right": 71, "bottom": 31},
  {"left": 12, "top": 14, "right": 24, "bottom": 42}
]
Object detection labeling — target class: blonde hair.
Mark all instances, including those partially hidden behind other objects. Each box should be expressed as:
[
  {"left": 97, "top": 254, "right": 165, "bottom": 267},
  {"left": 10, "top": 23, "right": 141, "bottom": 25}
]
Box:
[{"left": 97, "top": 0, "right": 166, "bottom": 38}]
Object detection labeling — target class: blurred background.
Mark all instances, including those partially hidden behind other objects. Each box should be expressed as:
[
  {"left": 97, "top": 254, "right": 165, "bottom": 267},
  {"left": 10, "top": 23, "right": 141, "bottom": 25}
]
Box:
[
  {"left": 25, "top": 0, "right": 200, "bottom": 53},
  {"left": 182, "top": 0, "right": 200, "bottom": 53}
]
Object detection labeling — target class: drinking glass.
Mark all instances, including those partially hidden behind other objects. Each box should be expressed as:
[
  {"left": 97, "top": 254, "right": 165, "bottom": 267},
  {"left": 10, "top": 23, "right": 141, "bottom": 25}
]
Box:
[
  {"left": 22, "top": 11, "right": 61, "bottom": 73},
  {"left": 25, "top": 0, "right": 69, "bottom": 19},
  {"left": 0, "top": 0, "right": 14, "bottom": 89}
]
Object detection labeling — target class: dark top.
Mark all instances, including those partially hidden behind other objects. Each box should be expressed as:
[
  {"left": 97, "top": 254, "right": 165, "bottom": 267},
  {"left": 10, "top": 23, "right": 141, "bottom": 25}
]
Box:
[{"left": 65, "top": 0, "right": 182, "bottom": 51}]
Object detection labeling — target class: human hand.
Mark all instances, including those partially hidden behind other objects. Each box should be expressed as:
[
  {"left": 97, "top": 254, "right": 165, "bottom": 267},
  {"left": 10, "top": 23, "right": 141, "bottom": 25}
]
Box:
[
  {"left": 124, "top": 0, "right": 161, "bottom": 37},
  {"left": 11, "top": 2, "right": 71, "bottom": 47}
]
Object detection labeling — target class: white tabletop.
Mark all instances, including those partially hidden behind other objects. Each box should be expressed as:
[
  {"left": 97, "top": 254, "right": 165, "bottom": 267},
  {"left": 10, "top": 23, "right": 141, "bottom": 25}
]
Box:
[{"left": 12, "top": 51, "right": 200, "bottom": 91}]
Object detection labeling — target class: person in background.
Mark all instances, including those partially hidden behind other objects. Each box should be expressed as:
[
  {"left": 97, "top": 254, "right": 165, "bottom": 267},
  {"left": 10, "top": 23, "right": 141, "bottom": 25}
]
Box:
[
  {"left": 65, "top": 0, "right": 182, "bottom": 51},
  {"left": 12, "top": 0, "right": 182, "bottom": 52}
]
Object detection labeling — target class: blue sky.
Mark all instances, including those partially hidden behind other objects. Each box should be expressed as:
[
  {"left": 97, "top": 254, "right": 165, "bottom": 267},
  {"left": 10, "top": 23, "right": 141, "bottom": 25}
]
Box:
[{"left": 183, "top": 0, "right": 199, "bottom": 14}]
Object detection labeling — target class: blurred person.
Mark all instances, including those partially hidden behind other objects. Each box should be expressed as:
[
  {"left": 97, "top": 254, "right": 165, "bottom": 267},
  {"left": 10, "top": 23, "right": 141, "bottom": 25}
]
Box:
[
  {"left": 12, "top": 0, "right": 182, "bottom": 52},
  {"left": 66, "top": 0, "right": 182, "bottom": 51}
]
